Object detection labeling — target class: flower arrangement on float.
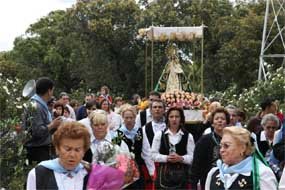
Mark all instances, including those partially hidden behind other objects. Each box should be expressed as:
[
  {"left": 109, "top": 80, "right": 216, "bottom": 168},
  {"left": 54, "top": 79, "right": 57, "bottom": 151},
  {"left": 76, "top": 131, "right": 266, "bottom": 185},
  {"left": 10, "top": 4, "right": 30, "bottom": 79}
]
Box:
[
  {"left": 161, "top": 90, "right": 211, "bottom": 122},
  {"left": 161, "top": 90, "right": 209, "bottom": 110},
  {"left": 87, "top": 141, "right": 139, "bottom": 190}
]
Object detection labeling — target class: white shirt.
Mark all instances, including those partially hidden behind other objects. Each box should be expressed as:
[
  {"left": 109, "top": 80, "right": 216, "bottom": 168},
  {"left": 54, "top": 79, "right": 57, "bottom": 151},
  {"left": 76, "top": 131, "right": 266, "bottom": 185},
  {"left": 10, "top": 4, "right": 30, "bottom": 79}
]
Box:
[
  {"left": 205, "top": 159, "right": 278, "bottom": 190},
  {"left": 135, "top": 108, "right": 152, "bottom": 128},
  {"left": 26, "top": 167, "right": 88, "bottom": 190},
  {"left": 142, "top": 121, "right": 166, "bottom": 175},
  {"left": 66, "top": 104, "right": 76, "bottom": 120},
  {"left": 107, "top": 111, "right": 122, "bottom": 132},
  {"left": 78, "top": 117, "right": 95, "bottom": 142},
  {"left": 279, "top": 169, "right": 285, "bottom": 190},
  {"left": 151, "top": 129, "right": 195, "bottom": 165}
]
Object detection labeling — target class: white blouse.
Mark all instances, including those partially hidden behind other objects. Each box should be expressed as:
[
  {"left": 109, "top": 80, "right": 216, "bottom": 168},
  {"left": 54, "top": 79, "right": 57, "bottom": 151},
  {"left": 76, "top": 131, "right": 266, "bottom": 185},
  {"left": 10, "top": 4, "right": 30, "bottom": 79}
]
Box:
[
  {"left": 151, "top": 129, "right": 195, "bottom": 164},
  {"left": 26, "top": 167, "right": 88, "bottom": 190}
]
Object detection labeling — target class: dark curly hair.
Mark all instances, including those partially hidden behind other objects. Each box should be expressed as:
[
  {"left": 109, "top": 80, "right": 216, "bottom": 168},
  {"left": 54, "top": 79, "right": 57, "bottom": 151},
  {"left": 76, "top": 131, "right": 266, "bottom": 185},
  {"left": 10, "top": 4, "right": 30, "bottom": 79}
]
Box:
[{"left": 210, "top": 107, "right": 230, "bottom": 125}]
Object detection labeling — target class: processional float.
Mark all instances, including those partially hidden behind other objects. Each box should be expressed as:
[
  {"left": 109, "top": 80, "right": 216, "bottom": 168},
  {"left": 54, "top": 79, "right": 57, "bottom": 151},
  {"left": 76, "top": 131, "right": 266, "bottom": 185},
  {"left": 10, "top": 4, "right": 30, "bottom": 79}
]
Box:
[{"left": 138, "top": 26, "right": 207, "bottom": 123}]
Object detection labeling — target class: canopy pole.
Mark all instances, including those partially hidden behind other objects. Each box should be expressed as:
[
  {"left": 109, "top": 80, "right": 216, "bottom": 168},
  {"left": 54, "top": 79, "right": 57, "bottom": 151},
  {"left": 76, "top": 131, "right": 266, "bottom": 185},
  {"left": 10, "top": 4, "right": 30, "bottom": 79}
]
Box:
[
  {"left": 145, "top": 41, "right": 148, "bottom": 97},
  {"left": 201, "top": 24, "right": 204, "bottom": 94}
]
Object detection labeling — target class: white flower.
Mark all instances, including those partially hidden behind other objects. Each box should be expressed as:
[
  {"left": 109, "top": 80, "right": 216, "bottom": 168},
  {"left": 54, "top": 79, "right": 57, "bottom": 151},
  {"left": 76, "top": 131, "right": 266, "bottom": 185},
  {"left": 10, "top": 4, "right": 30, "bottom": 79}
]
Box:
[
  {"left": 31, "top": 101, "right": 37, "bottom": 109},
  {"left": 16, "top": 97, "right": 21, "bottom": 101},
  {"left": 3, "top": 86, "right": 10, "bottom": 95},
  {"left": 6, "top": 79, "right": 13, "bottom": 84},
  {"left": 16, "top": 105, "right": 23, "bottom": 109}
]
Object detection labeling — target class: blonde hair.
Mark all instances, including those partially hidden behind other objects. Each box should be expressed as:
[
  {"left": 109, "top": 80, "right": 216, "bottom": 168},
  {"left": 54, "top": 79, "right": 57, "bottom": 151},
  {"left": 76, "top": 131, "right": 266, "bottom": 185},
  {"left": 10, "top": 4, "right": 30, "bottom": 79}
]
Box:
[
  {"left": 90, "top": 109, "right": 108, "bottom": 126},
  {"left": 223, "top": 127, "right": 255, "bottom": 156},
  {"left": 120, "top": 104, "right": 137, "bottom": 117}
]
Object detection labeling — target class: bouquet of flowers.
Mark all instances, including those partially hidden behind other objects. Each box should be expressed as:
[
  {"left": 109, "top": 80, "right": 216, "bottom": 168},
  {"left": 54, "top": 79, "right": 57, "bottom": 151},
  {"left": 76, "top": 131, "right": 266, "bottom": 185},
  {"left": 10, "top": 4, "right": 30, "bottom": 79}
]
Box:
[{"left": 87, "top": 141, "right": 140, "bottom": 190}]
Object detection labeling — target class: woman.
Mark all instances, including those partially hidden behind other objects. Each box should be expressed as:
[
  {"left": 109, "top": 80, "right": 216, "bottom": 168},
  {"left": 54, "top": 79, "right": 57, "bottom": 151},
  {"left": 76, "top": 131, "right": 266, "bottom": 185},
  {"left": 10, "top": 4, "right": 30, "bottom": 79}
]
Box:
[
  {"left": 256, "top": 113, "right": 280, "bottom": 160},
  {"left": 53, "top": 101, "right": 64, "bottom": 118},
  {"left": 113, "top": 104, "right": 144, "bottom": 189},
  {"left": 26, "top": 121, "right": 91, "bottom": 190},
  {"left": 98, "top": 85, "right": 112, "bottom": 104},
  {"left": 205, "top": 127, "right": 277, "bottom": 189},
  {"left": 99, "top": 99, "right": 122, "bottom": 132},
  {"left": 88, "top": 109, "right": 128, "bottom": 163},
  {"left": 189, "top": 107, "right": 230, "bottom": 190},
  {"left": 151, "top": 107, "right": 195, "bottom": 189}
]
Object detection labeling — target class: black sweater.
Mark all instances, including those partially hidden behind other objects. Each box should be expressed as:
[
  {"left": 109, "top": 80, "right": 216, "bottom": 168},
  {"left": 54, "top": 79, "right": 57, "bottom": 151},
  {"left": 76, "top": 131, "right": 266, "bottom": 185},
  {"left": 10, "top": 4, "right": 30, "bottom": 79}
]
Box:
[{"left": 189, "top": 132, "right": 221, "bottom": 190}]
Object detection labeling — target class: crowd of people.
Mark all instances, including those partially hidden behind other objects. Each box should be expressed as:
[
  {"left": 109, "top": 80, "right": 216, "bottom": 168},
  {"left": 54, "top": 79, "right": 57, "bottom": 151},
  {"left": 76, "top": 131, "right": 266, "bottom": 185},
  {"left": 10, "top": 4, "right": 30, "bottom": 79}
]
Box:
[{"left": 22, "top": 77, "right": 284, "bottom": 190}]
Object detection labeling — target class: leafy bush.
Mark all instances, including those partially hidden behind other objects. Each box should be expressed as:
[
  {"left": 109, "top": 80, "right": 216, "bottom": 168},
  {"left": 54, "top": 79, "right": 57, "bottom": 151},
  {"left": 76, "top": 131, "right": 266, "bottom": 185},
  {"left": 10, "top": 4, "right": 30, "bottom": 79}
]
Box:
[
  {"left": 0, "top": 74, "right": 32, "bottom": 189},
  {"left": 210, "top": 66, "right": 285, "bottom": 117}
]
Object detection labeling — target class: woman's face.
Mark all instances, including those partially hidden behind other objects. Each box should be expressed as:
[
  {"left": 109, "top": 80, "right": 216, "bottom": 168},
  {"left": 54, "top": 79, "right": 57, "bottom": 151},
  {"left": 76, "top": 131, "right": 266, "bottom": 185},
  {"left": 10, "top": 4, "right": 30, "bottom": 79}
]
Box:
[
  {"left": 92, "top": 122, "right": 108, "bottom": 140},
  {"left": 212, "top": 112, "right": 227, "bottom": 134},
  {"left": 123, "top": 110, "right": 135, "bottom": 130},
  {"left": 220, "top": 134, "right": 246, "bottom": 166},
  {"left": 101, "top": 101, "right": 109, "bottom": 112},
  {"left": 63, "top": 109, "right": 70, "bottom": 118},
  {"left": 56, "top": 138, "right": 85, "bottom": 170},
  {"left": 263, "top": 120, "right": 278, "bottom": 140},
  {"left": 56, "top": 106, "right": 63, "bottom": 116},
  {"left": 168, "top": 110, "right": 181, "bottom": 130}
]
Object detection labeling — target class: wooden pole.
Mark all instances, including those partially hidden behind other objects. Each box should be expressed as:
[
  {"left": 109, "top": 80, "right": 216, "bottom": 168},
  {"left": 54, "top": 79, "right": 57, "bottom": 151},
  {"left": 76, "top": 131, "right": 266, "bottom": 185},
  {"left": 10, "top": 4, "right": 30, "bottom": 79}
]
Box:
[
  {"left": 151, "top": 27, "right": 154, "bottom": 91},
  {"left": 145, "top": 41, "right": 148, "bottom": 97},
  {"left": 201, "top": 25, "right": 204, "bottom": 94}
]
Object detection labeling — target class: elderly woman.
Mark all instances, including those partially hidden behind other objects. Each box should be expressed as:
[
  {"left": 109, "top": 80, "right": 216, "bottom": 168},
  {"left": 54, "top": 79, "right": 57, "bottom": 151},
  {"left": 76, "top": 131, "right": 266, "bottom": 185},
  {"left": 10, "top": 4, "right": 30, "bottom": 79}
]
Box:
[
  {"left": 205, "top": 127, "right": 277, "bottom": 189},
  {"left": 256, "top": 113, "right": 280, "bottom": 160},
  {"left": 112, "top": 104, "right": 144, "bottom": 189},
  {"left": 26, "top": 122, "right": 90, "bottom": 190},
  {"left": 189, "top": 107, "right": 230, "bottom": 190},
  {"left": 88, "top": 109, "right": 128, "bottom": 163},
  {"left": 151, "top": 107, "right": 195, "bottom": 189}
]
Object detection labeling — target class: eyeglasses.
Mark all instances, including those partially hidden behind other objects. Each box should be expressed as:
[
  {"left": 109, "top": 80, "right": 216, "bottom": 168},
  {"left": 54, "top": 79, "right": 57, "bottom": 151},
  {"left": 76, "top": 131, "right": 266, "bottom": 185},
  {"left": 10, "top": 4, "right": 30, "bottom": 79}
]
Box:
[
  {"left": 220, "top": 142, "right": 233, "bottom": 149},
  {"left": 265, "top": 126, "right": 278, "bottom": 130}
]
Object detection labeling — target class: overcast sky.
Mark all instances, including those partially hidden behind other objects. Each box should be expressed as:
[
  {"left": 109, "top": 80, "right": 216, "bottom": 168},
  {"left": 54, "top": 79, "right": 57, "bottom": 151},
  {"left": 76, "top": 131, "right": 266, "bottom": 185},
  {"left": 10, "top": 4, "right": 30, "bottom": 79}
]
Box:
[{"left": 0, "top": 0, "right": 76, "bottom": 51}]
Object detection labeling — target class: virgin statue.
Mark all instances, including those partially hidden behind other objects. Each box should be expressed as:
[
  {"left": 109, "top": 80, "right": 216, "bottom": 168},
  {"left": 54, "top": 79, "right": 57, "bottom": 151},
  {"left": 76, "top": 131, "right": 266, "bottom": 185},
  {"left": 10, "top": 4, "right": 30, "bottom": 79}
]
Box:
[{"left": 165, "top": 45, "right": 184, "bottom": 91}]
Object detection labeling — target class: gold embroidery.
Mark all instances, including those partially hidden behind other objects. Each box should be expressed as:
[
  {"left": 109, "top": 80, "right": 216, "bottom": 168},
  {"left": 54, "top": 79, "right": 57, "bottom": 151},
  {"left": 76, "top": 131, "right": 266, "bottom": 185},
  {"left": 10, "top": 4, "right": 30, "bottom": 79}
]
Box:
[
  {"left": 238, "top": 178, "right": 247, "bottom": 188},
  {"left": 216, "top": 178, "right": 221, "bottom": 186}
]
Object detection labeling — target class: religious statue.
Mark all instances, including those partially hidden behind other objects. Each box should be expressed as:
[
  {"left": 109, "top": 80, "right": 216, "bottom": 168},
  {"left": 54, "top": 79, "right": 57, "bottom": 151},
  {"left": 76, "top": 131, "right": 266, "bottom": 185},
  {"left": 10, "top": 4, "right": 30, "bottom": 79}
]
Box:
[
  {"left": 155, "top": 43, "right": 191, "bottom": 92},
  {"left": 165, "top": 44, "right": 184, "bottom": 91}
]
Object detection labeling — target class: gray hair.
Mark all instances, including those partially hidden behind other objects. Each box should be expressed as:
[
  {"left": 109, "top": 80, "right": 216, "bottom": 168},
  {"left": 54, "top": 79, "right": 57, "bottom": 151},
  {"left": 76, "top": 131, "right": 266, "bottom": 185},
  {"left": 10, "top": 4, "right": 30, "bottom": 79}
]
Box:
[
  {"left": 261, "top": 113, "right": 280, "bottom": 127},
  {"left": 225, "top": 104, "right": 237, "bottom": 110}
]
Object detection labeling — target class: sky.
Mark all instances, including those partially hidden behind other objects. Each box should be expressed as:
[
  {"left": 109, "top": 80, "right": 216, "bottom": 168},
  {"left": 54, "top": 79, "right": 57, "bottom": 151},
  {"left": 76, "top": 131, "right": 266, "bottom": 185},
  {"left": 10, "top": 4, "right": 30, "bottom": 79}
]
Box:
[{"left": 0, "top": 0, "right": 76, "bottom": 51}]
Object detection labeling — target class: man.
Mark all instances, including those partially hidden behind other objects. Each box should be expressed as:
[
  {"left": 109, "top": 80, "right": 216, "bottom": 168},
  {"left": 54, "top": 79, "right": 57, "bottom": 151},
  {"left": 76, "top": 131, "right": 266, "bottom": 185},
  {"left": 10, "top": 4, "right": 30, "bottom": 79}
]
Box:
[
  {"left": 23, "top": 77, "right": 62, "bottom": 164},
  {"left": 247, "top": 97, "right": 277, "bottom": 134},
  {"left": 76, "top": 94, "right": 93, "bottom": 120},
  {"left": 59, "top": 92, "right": 76, "bottom": 120},
  {"left": 135, "top": 91, "right": 161, "bottom": 129},
  {"left": 141, "top": 99, "right": 166, "bottom": 188}
]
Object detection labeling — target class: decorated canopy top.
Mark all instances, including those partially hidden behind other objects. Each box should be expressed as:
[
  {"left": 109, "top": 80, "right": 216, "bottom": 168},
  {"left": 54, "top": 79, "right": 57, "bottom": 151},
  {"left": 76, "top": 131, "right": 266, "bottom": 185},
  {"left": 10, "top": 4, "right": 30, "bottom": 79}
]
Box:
[{"left": 138, "top": 26, "right": 203, "bottom": 41}]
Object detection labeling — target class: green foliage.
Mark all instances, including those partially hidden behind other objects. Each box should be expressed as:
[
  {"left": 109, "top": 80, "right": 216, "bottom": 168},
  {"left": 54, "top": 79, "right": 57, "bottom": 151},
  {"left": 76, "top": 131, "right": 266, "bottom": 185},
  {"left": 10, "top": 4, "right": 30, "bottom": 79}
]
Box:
[
  {"left": 210, "top": 67, "right": 285, "bottom": 117},
  {"left": 0, "top": 118, "right": 32, "bottom": 189},
  {"left": 0, "top": 74, "right": 32, "bottom": 188}
]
